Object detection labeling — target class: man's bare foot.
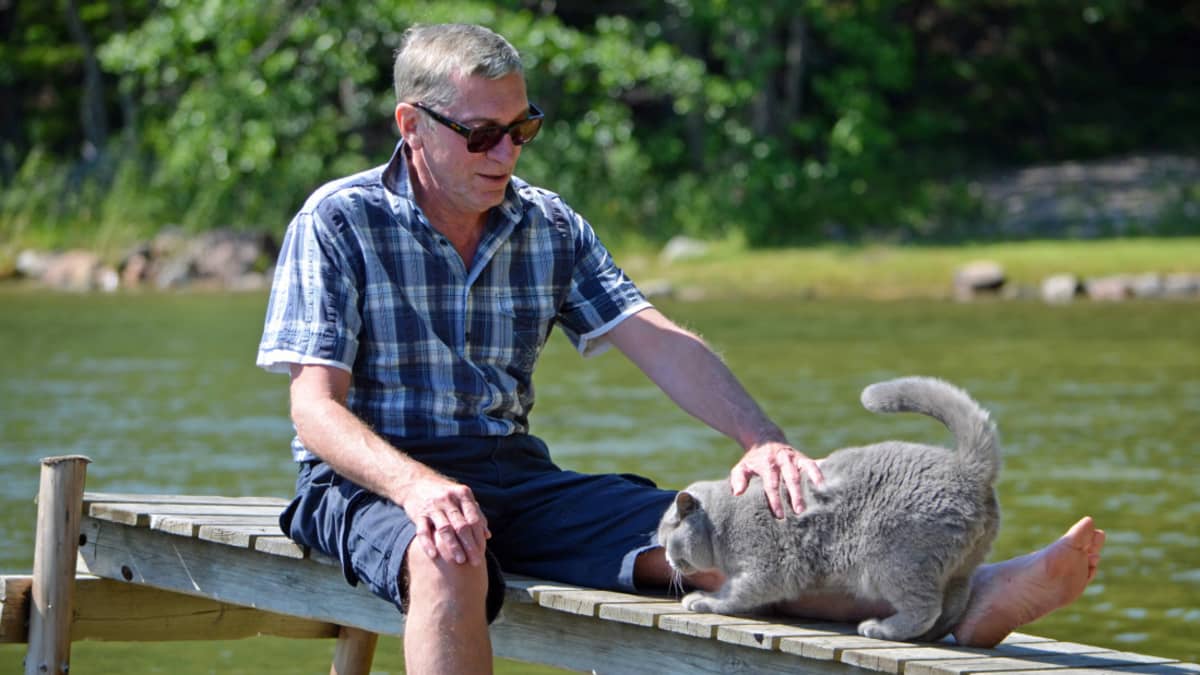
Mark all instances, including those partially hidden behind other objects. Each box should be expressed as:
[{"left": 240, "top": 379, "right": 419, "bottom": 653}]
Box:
[{"left": 953, "top": 516, "right": 1106, "bottom": 648}]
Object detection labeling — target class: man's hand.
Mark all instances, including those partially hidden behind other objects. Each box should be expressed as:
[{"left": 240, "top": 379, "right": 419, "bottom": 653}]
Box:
[
  {"left": 730, "top": 441, "right": 825, "bottom": 519},
  {"left": 400, "top": 476, "right": 491, "bottom": 567}
]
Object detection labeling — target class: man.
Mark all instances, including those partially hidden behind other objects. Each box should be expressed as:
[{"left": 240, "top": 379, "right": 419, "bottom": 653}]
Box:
[{"left": 258, "top": 23, "right": 1104, "bottom": 674}]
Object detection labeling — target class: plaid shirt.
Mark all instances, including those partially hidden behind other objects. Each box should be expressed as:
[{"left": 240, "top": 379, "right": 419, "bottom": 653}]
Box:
[{"left": 257, "top": 142, "right": 651, "bottom": 460}]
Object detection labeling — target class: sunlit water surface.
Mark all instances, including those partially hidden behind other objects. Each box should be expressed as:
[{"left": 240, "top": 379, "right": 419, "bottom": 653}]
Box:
[{"left": 1, "top": 291, "right": 1196, "bottom": 672}]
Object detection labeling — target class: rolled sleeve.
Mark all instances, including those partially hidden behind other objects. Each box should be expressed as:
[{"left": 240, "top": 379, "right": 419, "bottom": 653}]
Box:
[
  {"left": 257, "top": 209, "right": 362, "bottom": 374},
  {"left": 555, "top": 210, "right": 652, "bottom": 356}
]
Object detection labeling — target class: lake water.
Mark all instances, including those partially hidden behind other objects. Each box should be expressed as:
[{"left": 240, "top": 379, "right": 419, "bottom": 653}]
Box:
[{"left": 1, "top": 290, "right": 1197, "bottom": 672}]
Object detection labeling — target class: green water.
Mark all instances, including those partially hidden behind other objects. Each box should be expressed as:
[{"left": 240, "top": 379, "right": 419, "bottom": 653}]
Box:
[{"left": 1, "top": 290, "right": 1197, "bottom": 672}]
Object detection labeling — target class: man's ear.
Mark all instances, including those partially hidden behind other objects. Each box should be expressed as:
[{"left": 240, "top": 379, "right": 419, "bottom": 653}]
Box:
[
  {"left": 675, "top": 491, "right": 697, "bottom": 518},
  {"left": 395, "top": 103, "right": 421, "bottom": 149}
]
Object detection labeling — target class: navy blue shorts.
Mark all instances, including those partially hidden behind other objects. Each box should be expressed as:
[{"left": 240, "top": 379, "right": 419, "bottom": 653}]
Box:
[{"left": 278, "top": 434, "right": 677, "bottom": 622}]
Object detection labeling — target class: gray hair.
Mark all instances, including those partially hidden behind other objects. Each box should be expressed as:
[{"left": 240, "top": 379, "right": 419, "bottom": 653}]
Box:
[{"left": 393, "top": 24, "right": 524, "bottom": 108}]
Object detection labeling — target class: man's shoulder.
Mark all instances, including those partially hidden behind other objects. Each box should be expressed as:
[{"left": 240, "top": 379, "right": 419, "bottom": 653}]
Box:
[
  {"left": 511, "top": 177, "right": 576, "bottom": 225},
  {"left": 298, "top": 163, "right": 389, "bottom": 218}
]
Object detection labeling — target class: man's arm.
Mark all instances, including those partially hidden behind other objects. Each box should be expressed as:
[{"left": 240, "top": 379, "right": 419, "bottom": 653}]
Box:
[
  {"left": 607, "top": 308, "right": 824, "bottom": 517},
  {"left": 288, "top": 364, "right": 490, "bottom": 566}
]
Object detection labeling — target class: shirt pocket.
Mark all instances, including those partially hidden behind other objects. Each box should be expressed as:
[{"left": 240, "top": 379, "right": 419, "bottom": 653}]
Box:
[{"left": 498, "top": 291, "right": 556, "bottom": 374}]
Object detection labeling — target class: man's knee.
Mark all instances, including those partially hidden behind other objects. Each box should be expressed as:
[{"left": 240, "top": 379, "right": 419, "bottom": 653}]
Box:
[{"left": 403, "top": 546, "right": 490, "bottom": 611}]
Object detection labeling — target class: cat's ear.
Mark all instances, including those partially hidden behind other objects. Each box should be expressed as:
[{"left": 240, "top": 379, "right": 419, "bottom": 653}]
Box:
[{"left": 675, "top": 491, "right": 698, "bottom": 518}]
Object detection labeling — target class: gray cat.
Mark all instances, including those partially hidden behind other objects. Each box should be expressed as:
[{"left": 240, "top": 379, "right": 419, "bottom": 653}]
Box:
[{"left": 657, "top": 376, "right": 1001, "bottom": 641}]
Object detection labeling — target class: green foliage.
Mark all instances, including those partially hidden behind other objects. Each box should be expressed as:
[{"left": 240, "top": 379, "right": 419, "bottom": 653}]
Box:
[{"left": 1, "top": 0, "right": 1198, "bottom": 253}]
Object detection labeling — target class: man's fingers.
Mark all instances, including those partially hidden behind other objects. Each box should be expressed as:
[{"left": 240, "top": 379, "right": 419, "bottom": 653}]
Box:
[
  {"left": 799, "top": 456, "right": 825, "bottom": 488},
  {"left": 428, "top": 510, "right": 466, "bottom": 564},
  {"left": 760, "top": 466, "right": 784, "bottom": 519},
  {"left": 413, "top": 517, "right": 438, "bottom": 560},
  {"left": 779, "top": 460, "right": 806, "bottom": 514},
  {"left": 729, "top": 465, "right": 750, "bottom": 495},
  {"left": 445, "top": 509, "right": 480, "bottom": 564}
]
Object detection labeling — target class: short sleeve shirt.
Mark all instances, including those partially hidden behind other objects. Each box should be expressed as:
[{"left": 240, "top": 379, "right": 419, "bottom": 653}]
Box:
[{"left": 257, "top": 142, "right": 651, "bottom": 460}]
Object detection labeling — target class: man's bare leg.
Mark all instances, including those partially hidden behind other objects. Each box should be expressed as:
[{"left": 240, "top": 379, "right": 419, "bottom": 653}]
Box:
[
  {"left": 953, "top": 516, "right": 1105, "bottom": 647},
  {"left": 637, "top": 517, "right": 1106, "bottom": 645},
  {"left": 402, "top": 548, "right": 493, "bottom": 675}
]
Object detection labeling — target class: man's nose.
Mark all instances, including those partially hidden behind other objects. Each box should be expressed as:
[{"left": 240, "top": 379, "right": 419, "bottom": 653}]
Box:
[{"left": 486, "top": 133, "right": 520, "bottom": 162}]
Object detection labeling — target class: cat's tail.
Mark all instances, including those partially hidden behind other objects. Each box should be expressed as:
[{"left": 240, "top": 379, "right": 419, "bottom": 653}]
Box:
[{"left": 860, "top": 376, "right": 1000, "bottom": 484}]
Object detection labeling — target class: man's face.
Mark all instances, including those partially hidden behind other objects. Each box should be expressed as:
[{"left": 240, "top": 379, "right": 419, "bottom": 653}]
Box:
[{"left": 410, "top": 71, "right": 532, "bottom": 221}]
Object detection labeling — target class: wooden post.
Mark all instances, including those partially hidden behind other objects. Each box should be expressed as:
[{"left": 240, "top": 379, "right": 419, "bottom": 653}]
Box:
[
  {"left": 26, "top": 455, "right": 90, "bottom": 675},
  {"left": 329, "top": 625, "right": 379, "bottom": 675}
]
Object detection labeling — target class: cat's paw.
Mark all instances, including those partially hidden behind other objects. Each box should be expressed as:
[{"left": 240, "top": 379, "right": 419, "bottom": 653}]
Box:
[
  {"left": 682, "top": 592, "right": 714, "bottom": 613},
  {"left": 857, "top": 618, "right": 895, "bottom": 640}
]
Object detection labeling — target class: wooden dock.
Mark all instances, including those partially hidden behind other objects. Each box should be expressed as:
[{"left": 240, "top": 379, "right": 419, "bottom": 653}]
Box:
[{"left": 3, "top": 456, "right": 1197, "bottom": 674}]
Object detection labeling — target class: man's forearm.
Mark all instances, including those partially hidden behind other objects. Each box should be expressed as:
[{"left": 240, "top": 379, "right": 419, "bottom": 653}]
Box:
[
  {"left": 615, "top": 311, "right": 785, "bottom": 450},
  {"left": 291, "top": 396, "right": 439, "bottom": 505}
]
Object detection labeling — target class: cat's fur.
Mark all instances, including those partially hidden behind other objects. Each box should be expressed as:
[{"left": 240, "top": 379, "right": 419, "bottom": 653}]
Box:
[{"left": 657, "top": 376, "right": 1001, "bottom": 641}]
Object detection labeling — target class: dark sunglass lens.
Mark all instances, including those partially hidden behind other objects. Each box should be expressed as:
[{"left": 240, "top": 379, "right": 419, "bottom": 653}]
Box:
[
  {"left": 466, "top": 127, "right": 506, "bottom": 153},
  {"left": 511, "top": 118, "right": 543, "bottom": 146}
]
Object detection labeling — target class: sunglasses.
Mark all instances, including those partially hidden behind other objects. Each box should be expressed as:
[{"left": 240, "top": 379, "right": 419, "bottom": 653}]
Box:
[{"left": 412, "top": 102, "right": 545, "bottom": 153}]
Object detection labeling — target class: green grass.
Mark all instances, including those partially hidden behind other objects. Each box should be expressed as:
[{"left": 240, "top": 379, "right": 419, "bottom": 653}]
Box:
[{"left": 616, "top": 237, "right": 1200, "bottom": 300}]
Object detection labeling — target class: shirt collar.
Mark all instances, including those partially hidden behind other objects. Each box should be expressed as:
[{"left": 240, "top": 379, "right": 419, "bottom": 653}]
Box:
[{"left": 380, "top": 140, "right": 524, "bottom": 225}]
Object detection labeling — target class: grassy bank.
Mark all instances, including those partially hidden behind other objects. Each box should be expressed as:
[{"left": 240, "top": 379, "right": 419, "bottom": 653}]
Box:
[
  {"left": 615, "top": 237, "right": 1200, "bottom": 300},
  {"left": 3, "top": 233, "right": 1198, "bottom": 300}
]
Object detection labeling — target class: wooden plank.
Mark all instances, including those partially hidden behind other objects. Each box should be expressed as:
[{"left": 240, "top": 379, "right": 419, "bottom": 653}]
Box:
[
  {"left": 780, "top": 633, "right": 919, "bottom": 661},
  {"left": 837, "top": 644, "right": 994, "bottom": 671},
  {"left": 89, "top": 503, "right": 285, "bottom": 527},
  {"left": 27, "top": 455, "right": 90, "bottom": 675},
  {"left": 491, "top": 599, "right": 859, "bottom": 675},
  {"left": 152, "top": 514, "right": 281, "bottom": 538},
  {"left": 535, "top": 588, "right": 673, "bottom": 617},
  {"left": 198, "top": 525, "right": 289, "bottom": 548},
  {"left": 79, "top": 516, "right": 405, "bottom": 636},
  {"left": 597, "top": 601, "right": 686, "bottom": 627},
  {"left": 254, "top": 536, "right": 308, "bottom": 559},
  {"left": 905, "top": 651, "right": 1179, "bottom": 675},
  {"left": 717, "top": 622, "right": 845, "bottom": 651},
  {"left": 658, "top": 612, "right": 770, "bottom": 639},
  {"left": 1, "top": 575, "right": 30, "bottom": 643},
  {"left": 84, "top": 492, "right": 289, "bottom": 507},
  {"left": 1032, "top": 658, "right": 1200, "bottom": 667},
  {"left": 1, "top": 574, "right": 338, "bottom": 643}
]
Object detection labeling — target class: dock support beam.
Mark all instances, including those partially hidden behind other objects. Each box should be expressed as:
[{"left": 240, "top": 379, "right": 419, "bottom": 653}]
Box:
[
  {"left": 330, "top": 625, "right": 379, "bottom": 675},
  {"left": 26, "top": 455, "right": 90, "bottom": 675}
]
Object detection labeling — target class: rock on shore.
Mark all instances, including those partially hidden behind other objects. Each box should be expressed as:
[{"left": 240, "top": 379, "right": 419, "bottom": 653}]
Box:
[{"left": 13, "top": 228, "right": 277, "bottom": 292}]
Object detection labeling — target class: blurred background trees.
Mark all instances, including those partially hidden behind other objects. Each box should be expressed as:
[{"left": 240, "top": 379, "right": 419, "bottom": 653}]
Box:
[{"left": 2, "top": 0, "right": 1198, "bottom": 250}]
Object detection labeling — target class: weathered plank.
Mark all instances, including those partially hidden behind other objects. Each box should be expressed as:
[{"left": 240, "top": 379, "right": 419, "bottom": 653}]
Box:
[
  {"left": 658, "top": 612, "right": 770, "bottom": 639},
  {"left": 597, "top": 601, "right": 687, "bottom": 627},
  {"left": 254, "top": 536, "right": 308, "bottom": 559},
  {"left": 718, "top": 622, "right": 845, "bottom": 650},
  {"left": 905, "top": 651, "right": 1180, "bottom": 675},
  {"left": 197, "top": 524, "right": 289, "bottom": 548},
  {"left": 535, "top": 588, "right": 674, "bottom": 617},
  {"left": 84, "top": 492, "right": 288, "bottom": 506},
  {"left": 781, "top": 633, "right": 919, "bottom": 661},
  {"left": 491, "top": 599, "right": 859, "bottom": 675},
  {"left": 1, "top": 574, "right": 338, "bottom": 643},
  {"left": 79, "top": 516, "right": 405, "bottom": 636},
  {"left": 152, "top": 514, "right": 282, "bottom": 538},
  {"left": 89, "top": 502, "right": 285, "bottom": 527}
]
